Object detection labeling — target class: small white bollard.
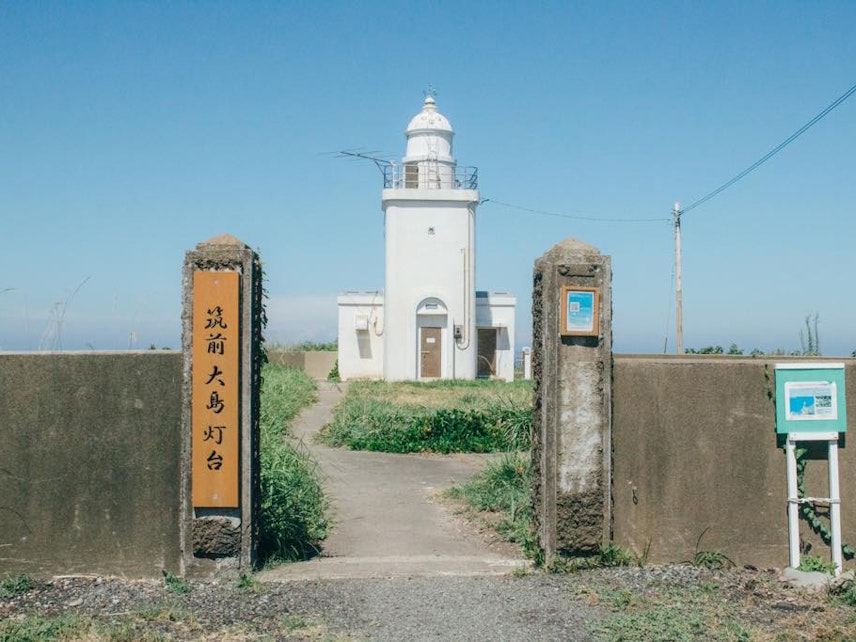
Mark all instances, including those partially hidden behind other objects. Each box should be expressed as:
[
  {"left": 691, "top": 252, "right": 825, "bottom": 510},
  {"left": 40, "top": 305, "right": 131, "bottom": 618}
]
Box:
[{"left": 522, "top": 347, "right": 532, "bottom": 380}]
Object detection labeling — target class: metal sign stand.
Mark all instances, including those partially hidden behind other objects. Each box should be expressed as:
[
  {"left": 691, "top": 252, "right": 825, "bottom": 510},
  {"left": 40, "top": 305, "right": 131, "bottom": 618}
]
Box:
[{"left": 785, "top": 431, "right": 843, "bottom": 576}]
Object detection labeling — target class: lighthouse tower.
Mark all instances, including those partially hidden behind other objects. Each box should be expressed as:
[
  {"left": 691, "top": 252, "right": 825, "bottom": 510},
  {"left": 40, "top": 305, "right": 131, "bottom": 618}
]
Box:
[
  {"left": 382, "top": 95, "right": 479, "bottom": 380},
  {"left": 336, "top": 94, "right": 516, "bottom": 383}
]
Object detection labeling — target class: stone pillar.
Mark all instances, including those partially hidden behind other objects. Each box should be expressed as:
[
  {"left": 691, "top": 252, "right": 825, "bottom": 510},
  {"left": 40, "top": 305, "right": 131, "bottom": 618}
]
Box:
[
  {"left": 531, "top": 238, "right": 612, "bottom": 563},
  {"left": 181, "top": 234, "right": 263, "bottom": 574}
]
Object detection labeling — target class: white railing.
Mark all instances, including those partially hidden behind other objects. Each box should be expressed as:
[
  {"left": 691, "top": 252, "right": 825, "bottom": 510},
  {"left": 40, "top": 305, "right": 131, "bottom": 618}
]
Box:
[{"left": 383, "top": 164, "right": 478, "bottom": 190}]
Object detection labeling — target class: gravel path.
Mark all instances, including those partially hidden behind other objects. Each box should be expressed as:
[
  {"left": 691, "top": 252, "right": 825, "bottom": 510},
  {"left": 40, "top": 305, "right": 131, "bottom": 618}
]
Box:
[
  {"left": 4, "top": 565, "right": 856, "bottom": 640},
  {"left": 1, "top": 573, "right": 600, "bottom": 640}
]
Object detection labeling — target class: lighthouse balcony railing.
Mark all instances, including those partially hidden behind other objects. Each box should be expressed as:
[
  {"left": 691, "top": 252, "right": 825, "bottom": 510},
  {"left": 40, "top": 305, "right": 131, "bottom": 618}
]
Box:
[{"left": 383, "top": 164, "right": 478, "bottom": 190}]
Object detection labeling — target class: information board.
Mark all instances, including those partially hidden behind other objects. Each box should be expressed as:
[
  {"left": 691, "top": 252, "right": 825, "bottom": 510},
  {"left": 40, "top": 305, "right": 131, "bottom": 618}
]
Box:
[
  {"left": 775, "top": 363, "right": 847, "bottom": 434},
  {"left": 560, "top": 286, "right": 599, "bottom": 337}
]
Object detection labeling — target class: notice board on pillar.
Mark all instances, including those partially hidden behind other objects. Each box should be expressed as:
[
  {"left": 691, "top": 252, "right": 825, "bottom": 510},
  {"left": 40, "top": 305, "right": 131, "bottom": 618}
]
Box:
[
  {"left": 192, "top": 270, "right": 240, "bottom": 507},
  {"left": 560, "top": 286, "right": 599, "bottom": 337},
  {"left": 775, "top": 363, "right": 847, "bottom": 434}
]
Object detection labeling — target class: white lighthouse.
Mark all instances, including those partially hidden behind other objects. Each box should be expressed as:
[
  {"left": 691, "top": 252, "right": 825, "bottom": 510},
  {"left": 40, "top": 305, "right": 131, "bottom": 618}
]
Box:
[{"left": 337, "top": 94, "right": 516, "bottom": 382}]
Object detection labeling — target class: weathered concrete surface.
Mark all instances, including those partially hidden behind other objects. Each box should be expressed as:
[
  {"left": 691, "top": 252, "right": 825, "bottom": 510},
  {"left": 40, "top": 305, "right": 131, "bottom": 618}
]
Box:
[
  {"left": 181, "top": 234, "right": 263, "bottom": 574},
  {"left": 268, "top": 350, "right": 338, "bottom": 381},
  {"left": 192, "top": 517, "right": 241, "bottom": 558},
  {"left": 260, "top": 382, "right": 526, "bottom": 580},
  {"left": 0, "top": 352, "right": 182, "bottom": 577},
  {"left": 532, "top": 239, "right": 612, "bottom": 560},
  {"left": 612, "top": 355, "right": 856, "bottom": 569}
]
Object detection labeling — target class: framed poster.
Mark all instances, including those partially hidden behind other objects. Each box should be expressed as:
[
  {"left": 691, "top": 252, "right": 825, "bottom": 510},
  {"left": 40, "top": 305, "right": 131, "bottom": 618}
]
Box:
[
  {"left": 774, "top": 363, "right": 847, "bottom": 434},
  {"left": 560, "top": 286, "right": 599, "bottom": 337}
]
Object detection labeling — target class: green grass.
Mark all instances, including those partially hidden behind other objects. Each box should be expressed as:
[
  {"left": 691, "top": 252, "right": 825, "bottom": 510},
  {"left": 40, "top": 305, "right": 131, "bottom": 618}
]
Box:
[
  {"left": 798, "top": 553, "right": 837, "bottom": 575},
  {"left": 318, "top": 379, "right": 531, "bottom": 453},
  {"left": 547, "top": 544, "right": 641, "bottom": 573},
  {"left": 259, "top": 365, "right": 328, "bottom": 563},
  {"left": 692, "top": 549, "right": 734, "bottom": 571},
  {"left": 0, "top": 605, "right": 351, "bottom": 641},
  {"left": 0, "top": 573, "right": 32, "bottom": 599},
  {"left": 446, "top": 452, "right": 537, "bottom": 554},
  {"left": 260, "top": 363, "right": 318, "bottom": 431},
  {"left": 589, "top": 583, "right": 752, "bottom": 641},
  {"left": 267, "top": 340, "right": 338, "bottom": 352},
  {"left": 829, "top": 576, "right": 856, "bottom": 607},
  {"left": 162, "top": 570, "right": 190, "bottom": 595},
  {"left": 689, "top": 528, "right": 734, "bottom": 571},
  {"left": 0, "top": 610, "right": 185, "bottom": 642},
  {"left": 235, "top": 572, "right": 264, "bottom": 592}
]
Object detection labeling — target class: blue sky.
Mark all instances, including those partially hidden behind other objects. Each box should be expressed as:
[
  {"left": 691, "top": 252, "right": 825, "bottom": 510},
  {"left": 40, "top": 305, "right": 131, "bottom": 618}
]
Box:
[{"left": 2, "top": 1, "right": 854, "bottom": 355}]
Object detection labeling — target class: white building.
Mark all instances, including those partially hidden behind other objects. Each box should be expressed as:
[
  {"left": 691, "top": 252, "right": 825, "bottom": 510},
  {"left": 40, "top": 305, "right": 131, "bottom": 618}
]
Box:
[{"left": 337, "top": 95, "right": 516, "bottom": 382}]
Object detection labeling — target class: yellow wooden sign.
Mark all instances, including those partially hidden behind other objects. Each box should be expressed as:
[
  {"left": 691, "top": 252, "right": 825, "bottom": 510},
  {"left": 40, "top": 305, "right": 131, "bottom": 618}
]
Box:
[{"left": 191, "top": 271, "right": 240, "bottom": 508}]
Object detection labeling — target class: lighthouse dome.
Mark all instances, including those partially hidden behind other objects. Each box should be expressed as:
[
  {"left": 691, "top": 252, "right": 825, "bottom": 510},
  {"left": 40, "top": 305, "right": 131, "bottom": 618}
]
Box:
[
  {"left": 405, "top": 95, "right": 454, "bottom": 135},
  {"left": 403, "top": 95, "right": 455, "bottom": 166}
]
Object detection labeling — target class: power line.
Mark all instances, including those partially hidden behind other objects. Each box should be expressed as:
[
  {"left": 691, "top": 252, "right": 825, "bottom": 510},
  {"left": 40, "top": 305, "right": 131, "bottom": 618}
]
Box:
[
  {"left": 483, "top": 198, "right": 670, "bottom": 224},
  {"left": 683, "top": 80, "right": 856, "bottom": 215}
]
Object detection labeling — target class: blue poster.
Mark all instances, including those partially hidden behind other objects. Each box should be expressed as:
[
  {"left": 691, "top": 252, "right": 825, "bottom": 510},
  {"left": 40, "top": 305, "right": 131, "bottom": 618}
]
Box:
[{"left": 566, "top": 290, "right": 595, "bottom": 333}]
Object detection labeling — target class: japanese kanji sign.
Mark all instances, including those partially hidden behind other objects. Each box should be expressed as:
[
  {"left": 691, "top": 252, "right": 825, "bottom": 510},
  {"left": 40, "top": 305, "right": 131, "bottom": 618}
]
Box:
[{"left": 192, "top": 270, "right": 240, "bottom": 507}]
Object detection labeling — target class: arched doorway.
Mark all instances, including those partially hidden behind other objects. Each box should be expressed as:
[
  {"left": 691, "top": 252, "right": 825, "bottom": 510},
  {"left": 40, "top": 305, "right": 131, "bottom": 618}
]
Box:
[{"left": 415, "top": 297, "right": 447, "bottom": 379}]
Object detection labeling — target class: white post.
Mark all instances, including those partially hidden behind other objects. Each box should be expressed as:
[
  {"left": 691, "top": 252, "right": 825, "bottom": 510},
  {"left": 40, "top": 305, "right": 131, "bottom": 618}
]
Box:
[
  {"left": 786, "top": 436, "right": 801, "bottom": 569},
  {"left": 829, "top": 437, "right": 843, "bottom": 576}
]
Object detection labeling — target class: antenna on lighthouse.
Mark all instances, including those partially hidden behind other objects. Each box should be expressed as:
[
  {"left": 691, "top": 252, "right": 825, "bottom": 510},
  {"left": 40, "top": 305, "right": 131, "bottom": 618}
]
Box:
[{"left": 335, "top": 149, "right": 394, "bottom": 177}]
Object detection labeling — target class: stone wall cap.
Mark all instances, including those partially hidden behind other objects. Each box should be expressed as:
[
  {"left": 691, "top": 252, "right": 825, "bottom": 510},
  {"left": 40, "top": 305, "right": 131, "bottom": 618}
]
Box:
[
  {"left": 197, "top": 233, "right": 248, "bottom": 249},
  {"left": 548, "top": 237, "right": 600, "bottom": 256}
]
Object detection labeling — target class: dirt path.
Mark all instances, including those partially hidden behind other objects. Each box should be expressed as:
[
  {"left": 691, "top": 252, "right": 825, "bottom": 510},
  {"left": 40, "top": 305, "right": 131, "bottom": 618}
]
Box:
[{"left": 260, "top": 381, "right": 527, "bottom": 580}]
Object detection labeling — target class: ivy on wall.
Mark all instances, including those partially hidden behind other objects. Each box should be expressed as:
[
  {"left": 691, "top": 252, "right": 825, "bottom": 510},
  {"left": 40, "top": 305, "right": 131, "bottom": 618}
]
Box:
[{"left": 795, "top": 446, "right": 855, "bottom": 559}]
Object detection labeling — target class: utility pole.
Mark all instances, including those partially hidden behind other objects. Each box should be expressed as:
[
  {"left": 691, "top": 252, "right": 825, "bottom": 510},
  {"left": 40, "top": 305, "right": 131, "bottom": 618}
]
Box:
[{"left": 674, "top": 202, "right": 683, "bottom": 355}]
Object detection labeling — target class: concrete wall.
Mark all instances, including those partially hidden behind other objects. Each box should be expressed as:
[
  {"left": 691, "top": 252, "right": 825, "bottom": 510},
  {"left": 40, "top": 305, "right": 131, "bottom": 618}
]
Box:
[
  {"left": 612, "top": 355, "right": 856, "bottom": 569},
  {"left": 267, "top": 350, "right": 338, "bottom": 380},
  {"left": 0, "top": 352, "right": 182, "bottom": 578}
]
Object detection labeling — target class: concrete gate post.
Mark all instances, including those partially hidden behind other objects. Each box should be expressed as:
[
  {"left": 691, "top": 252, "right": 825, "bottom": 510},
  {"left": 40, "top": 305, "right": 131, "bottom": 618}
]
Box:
[
  {"left": 531, "top": 238, "right": 612, "bottom": 563},
  {"left": 181, "top": 234, "right": 264, "bottom": 574}
]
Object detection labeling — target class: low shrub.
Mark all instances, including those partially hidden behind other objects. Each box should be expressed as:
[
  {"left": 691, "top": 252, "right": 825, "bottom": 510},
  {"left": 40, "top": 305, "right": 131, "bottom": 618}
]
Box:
[
  {"left": 326, "top": 359, "right": 340, "bottom": 382},
  {"left": 161, "top": 571, "right": 190, "bottom": 595},
  {"left": 690, "top": 528, "right": 734, "bottom": 570},
  {"left": 319, "top": 380, "right": 531, "bottom": 453},
  {"left": 0, "top": 573, "right": 32, "bottom": 599},
  {"left": 798, "top": 554, "right": 837, "bottom": 575}
]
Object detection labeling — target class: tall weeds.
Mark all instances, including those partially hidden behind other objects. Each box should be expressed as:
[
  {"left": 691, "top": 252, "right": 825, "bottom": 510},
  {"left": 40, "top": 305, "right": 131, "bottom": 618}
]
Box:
[
  {"left": 259, "top": 365, "right": 328, "bottom": 563},
  {"left": 446, "top": 452, "right": 536, "bottom": 554}
]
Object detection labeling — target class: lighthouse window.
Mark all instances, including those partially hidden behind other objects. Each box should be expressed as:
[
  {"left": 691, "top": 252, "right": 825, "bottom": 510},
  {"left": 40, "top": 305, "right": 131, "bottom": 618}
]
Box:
[{"left": 404, "top": 163, "right": 418, "bottom": 188}]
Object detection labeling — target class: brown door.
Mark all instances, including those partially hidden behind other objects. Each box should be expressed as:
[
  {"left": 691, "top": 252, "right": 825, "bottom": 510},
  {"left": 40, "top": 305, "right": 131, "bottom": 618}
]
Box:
[
  {"left": 420, "top": 327, "right": 441, "bottom": 378},
  {"left": 477, "top": 329, "right": 497, "bottom": 378}
]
